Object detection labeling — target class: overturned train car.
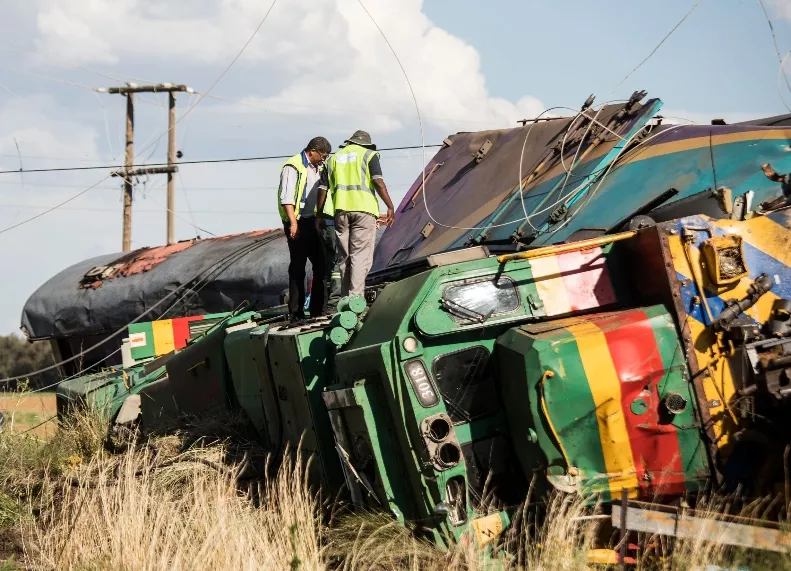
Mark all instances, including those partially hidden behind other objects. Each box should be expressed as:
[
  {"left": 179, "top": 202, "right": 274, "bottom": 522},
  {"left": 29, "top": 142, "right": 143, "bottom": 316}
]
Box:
[{"left": 55, "top": 92, "right": 791, "bottom": 551}]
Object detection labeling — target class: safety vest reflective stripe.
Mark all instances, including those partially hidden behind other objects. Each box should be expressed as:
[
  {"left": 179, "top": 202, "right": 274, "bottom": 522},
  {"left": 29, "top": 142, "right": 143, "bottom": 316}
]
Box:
[
  {"left": 334, "top": 184, "right": 368, "bottom": 191},
  {"left": 360, "top": 149, "right": 374, "bottom": 191},
  {"left": 329, "top": 145, "right": 379, "bottom": 216}
]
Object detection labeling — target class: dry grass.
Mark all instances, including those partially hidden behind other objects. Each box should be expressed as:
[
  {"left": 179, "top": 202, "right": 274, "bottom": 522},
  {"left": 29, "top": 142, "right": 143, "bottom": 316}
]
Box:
[
  {"left": 1, "top": 409, "right": 789, "bottom": 570},
  {"left": 28, "top": 445, "right": 323, "bottom": 571}
]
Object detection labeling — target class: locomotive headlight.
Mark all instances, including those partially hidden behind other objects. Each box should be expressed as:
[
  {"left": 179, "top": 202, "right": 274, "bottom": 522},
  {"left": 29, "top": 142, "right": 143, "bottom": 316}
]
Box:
[{"left": 404, "top": 359, "right": 439, "bottom": 408}]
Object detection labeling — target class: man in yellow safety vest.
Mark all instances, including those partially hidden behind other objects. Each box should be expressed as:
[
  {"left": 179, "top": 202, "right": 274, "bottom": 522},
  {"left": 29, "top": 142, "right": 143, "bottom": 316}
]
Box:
[
  {"left": 277, "top": 136, "right": 331, "bottom": 322},
  {"left": 316, "top": 130, "right": 395, "bottom": 297}
]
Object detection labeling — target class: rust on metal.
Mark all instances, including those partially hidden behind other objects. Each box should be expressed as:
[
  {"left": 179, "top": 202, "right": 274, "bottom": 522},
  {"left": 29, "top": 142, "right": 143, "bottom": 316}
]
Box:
[
  {"left": 80, "top": 229, "right": 278, "bottom": 289},
  {"left": 496, "top": 230, "right": 637, "bottom": 263},
  {"left": 613, "top": 502, "right": 791, "bottom": 553}
]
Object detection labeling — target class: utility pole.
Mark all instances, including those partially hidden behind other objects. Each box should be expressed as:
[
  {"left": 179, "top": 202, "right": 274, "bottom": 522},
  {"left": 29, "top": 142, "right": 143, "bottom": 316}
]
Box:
[
  {"left": 97, "top": 83, "right": 193, "bottom": 252},
  {"left": 167, "top": 92, "right": 177, "bottom": 246},
  {"left": 123, "top": 91, "right": 134, "bottom": 253}
]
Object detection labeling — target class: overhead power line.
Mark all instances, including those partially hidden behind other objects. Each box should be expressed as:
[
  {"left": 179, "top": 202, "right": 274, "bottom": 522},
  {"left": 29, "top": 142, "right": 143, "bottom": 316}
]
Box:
[
  {"left": 0, "top": 144, "right": 443, "bottom": 175},
  {"left": 0, "top": 0, "right": 280, "bottom": 238}
]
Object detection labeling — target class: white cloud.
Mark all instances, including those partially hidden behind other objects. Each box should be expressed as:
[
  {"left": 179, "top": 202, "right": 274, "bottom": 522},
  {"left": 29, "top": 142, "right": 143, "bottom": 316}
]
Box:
[
  {"left": 0, "top": 0, "right": 546, "bottom": 334},
  {"left": 30, "top": 0, "right": 544, "bottom": 132},
  {"left": 768, "top": 0, "right": 791, "bottom": 23}
]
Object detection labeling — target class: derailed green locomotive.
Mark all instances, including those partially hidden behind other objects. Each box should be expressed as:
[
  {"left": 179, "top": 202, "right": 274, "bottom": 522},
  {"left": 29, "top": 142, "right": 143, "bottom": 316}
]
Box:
[
  {"left": 55, "top": 94, "right": 791, "bottom": 552},
  {"left": 58, "top": 207, "right": 791, "bottom": 551}
]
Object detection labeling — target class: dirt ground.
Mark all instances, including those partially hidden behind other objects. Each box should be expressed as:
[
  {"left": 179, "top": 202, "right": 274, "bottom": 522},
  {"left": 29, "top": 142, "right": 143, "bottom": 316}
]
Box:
[{"left": 0, "top": 393, "right": 57, "bottom": 437}]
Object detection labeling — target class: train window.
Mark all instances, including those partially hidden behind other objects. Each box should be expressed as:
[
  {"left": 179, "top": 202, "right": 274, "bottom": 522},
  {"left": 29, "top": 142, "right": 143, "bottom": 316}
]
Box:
[
  {"left": 432, "top": 346, "right": 498, "bottom": 423},
  {"left": 442, "top": 277, "right": 519, "bottom": 323}
]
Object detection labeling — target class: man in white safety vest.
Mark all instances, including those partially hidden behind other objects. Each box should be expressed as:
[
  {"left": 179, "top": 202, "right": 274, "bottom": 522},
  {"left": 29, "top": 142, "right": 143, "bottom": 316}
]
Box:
[{"left": 277, "top": 136, "right": 331, "bottom": 322}]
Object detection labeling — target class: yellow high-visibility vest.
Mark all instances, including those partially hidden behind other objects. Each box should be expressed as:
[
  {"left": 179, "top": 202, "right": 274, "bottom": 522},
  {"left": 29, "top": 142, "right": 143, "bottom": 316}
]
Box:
[{"left": 327, "top": 144, "right": 379, "bottom": 216}]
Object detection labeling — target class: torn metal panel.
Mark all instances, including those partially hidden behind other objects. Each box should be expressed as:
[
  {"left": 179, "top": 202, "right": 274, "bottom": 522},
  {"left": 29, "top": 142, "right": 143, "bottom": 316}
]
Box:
[
  {"left": 372, "top": 100, "right": 654, "bottom": 271},
  {"left": 613, "top": 503, "right": 791, "bottom": 554},
  {"left": 373, "top": 94, "right": 791, "bottom": 272}
]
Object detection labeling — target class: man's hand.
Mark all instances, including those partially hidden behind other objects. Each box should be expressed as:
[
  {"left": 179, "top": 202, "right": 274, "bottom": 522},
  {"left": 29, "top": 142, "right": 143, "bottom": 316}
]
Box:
[
  {"left": 315, "top": 217, "right": 326, "bottom": 233},
  {"left": 373, "top": 180, "right": 396, "bottom": 228},
  {"left": 379, "top": 207, "right": 395, "bottom": 227},
  {"left": 288, "top": 221, "right": 299, "bottom": 239},
  {"left": 376, "top": 208, "right": 395, "bottom": 228}
]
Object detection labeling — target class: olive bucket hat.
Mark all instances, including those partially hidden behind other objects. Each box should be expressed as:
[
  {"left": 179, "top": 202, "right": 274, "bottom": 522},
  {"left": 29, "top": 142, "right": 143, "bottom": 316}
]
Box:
[{"left": 342, "top": 130, "right": 376, "bottom": 150}]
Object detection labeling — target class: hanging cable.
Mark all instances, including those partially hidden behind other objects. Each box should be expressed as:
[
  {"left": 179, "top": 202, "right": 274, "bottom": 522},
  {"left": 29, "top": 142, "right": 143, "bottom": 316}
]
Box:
[
  {"left": 758, "top": 0, "right": 791, "bottom": 112},
  {"left": 357, "top": 0, "right": 548, "bottom": 232},
  {"left": 528, "top": 0, "right": 704, "bottom": 240},
  {"left": 142, "top": 187, "right": 217, "bottom": 237},
  {"left": 177, "top": 170, "right": 200, "bottom": 237},
  {"left": 516, "top": 103, "right": 615, "bottom": 234},
  {"left": 608, "top": 0, "right": 703, "bottom": 98},
  {"left": 779, "top": 52, "right": 791, "bottom": 113},
  {"left": 20, "top": 347, "right": 124, "bottom": 396},
  {"left": 551, "top": 124, "right": 688, "bottom": 235}
]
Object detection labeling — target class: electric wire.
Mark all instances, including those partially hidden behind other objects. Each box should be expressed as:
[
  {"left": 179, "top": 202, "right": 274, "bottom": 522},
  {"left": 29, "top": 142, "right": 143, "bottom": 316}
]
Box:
[
  {"left": 545, "top": 103, "right": 617, "bottom": 219},
  {"left": 358, "top": 0, "right": 699, "bottom": 235},
  {"left": 17, "top": 414, "right": 57, "bottom": 435},
  {"left": 0, "top": 42, "right": 497, "bottom": 128},
  {"left": 0, "top": 65, "right": 97, "bottom": 92},
  {"left": 758, "top": 0, "right": 791, "bottom": 112},
  {"left": 92, "top": 90, "right": 118, "bottom": 162},
  {"left": 608, "top": 0, "right": 703, "bottom": 98},
  {"left": 0, "top": 76, "right": 135, "bottom": 233},
  {"left": 516, "top": 115, "right": 688, "bottom": 239},
  {"left": 529, "top": 102, "right": 644, "bottom": 221},
  {"left": 197, "top": 90, "right": 519, "bottom": 128},
  {"left": 0, "top": 81, "right": 112, "bottom": 167},
  {"left": 0, "top": 203, "right": 276, "bottom": 215},
  {"left": 516, "top": 102, "right": 628, "bottom": 235},
  {"left": 356, "top": 0, "right": 542, "bottom": 232},
  {"left": 779, "top": 52, "right": 791, "bottom": 113},
  {"left": 514, "top": 103, "right": 616, "bottom": 233},
  {"left": 515, "top": 107, "right": 571, "bottom": 223},
  {"left": 19, "top": 347, "right": 125, "bottom": 397},
  {"left": 525, "top": 0, "right": 704, "bottom": 239},
  {"left": 0, "top": 0, "right": 280, "bottom": 236},
  {"left": 141, "top": 188, "right": 218, "bottom": 237},
  {"left": 177, "top": 169, "right": 200, "bottom": 237},
  {"left": 551, "top": 123, "right": 688, "bottom": 235},
  {"left": 0, "top": 145, "right": 444, "bottom": 175}
]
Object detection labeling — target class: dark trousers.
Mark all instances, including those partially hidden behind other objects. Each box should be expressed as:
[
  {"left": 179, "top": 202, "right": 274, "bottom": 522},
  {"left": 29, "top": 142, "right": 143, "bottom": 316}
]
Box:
[
  {"left": 285, "top": 217, "right": 326, "bottom": 317},
  {"left": 319, "top": 220, "right": 342, "bottom": 306}
]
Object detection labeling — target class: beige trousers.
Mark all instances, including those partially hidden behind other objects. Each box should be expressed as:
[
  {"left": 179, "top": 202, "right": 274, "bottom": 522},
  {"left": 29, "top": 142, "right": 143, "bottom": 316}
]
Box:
[{"left": 335, "top": 211, "right": 377, "bottom": 296}]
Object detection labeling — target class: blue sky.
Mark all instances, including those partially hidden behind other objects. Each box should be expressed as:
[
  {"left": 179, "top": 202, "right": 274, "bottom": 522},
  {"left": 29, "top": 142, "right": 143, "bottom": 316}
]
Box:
[
  {"left": 425, "top": 0, "right": 791, "bottom": 118},
  {"left": 0, "top": 0, "right": 790, "bottom": 336}
]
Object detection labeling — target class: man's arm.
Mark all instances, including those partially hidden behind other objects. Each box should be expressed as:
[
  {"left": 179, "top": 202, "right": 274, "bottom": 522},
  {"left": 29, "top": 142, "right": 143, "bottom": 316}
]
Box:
[
  {"left": 373, "top": 179, "right": 395, "bottom": 227},
  {"left": 315, "top": 166, "right": 329, "bottom": 231},
  {"left": 369, "top": 153, "right": 395, "bottom": 227},
  {"left": 283, "top": 205, "right": 298, "bottom": 238},
  {"left": 280, "top": 166, "right": 299, "bottom": 239},
  {"left": 315, "top": 188, "right": 328, "bottom": 231}
]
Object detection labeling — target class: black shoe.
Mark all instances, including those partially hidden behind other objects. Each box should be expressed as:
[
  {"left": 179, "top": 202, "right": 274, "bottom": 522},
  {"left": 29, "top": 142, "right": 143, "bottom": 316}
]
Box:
[{"left": 289, "top": 313, "right": 306, "bottom": 325}]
